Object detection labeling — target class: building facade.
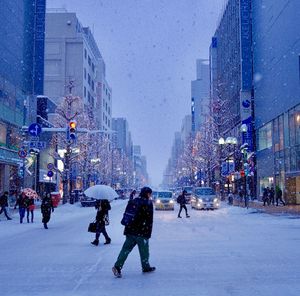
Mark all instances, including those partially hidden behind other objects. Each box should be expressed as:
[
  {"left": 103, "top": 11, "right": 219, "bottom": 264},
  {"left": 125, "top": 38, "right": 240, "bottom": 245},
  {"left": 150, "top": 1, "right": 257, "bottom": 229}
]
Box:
[
  {"left": 0, "top": 0, "right": 46, "bottom": 192},
  {"left": 44, "top": 10, "right": 112, "bottom": 132},
  {"left": 191, "top": 59, "right": 210, "bottom": 132},
  {"left": 253, "top": 0, "right": 300, "bottom": 203}
]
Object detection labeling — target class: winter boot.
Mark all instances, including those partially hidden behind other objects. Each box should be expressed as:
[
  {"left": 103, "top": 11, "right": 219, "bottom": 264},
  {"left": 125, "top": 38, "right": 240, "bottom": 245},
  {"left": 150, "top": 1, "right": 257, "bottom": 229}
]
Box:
[
  {"left": 43, "top": 223, "right": 48, "bottom": 229},
  {"left": 177, "top": 215, "right": 182, "bottom": 218},
  {"left": 112, "top": 266, "right": 122, "bottom": 278},
  {"left": 143, "top": 266, "right": 156, "bottom": 273},
  {"left": 91, "top": 239, "right": 99, "bottom": 246},
  {"left": 186, "top": 215, "right": 190, "bottom": 218},
  {"left": 104, "top": 238, "right": 111, "bottom": 245}
]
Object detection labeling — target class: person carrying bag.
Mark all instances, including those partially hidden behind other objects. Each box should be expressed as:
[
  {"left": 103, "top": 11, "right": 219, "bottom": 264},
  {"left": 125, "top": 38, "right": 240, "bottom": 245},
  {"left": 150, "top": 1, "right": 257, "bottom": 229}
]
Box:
[{"left": 90, "top": 199, "right": 111, "bottom": 246}]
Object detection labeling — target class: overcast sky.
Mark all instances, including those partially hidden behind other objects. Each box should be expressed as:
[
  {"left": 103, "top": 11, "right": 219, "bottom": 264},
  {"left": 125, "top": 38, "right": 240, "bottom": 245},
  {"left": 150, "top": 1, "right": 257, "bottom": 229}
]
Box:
[{"left": 47, "top": 0, "right": 225, "bottom": 186}]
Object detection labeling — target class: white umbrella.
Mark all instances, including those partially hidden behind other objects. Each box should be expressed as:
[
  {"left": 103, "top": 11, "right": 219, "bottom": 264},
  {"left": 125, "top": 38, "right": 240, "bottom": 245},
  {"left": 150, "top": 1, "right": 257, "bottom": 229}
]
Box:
[{"left": 84, "top": 185, "right": 119, "bottom": 200}]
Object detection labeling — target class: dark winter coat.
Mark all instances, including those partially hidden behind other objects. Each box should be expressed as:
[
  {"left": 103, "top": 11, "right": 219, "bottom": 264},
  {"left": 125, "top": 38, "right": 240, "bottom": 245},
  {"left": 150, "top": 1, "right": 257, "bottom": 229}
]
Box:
[
  {"left": 15, "top": 195, "right": 28, "bottom": 208},
  {"left": 0, "top": 194, "right": 8, "bottom": 207},
  {"left": 124, "top": 197, "right": 153, "bottom": 239},
  {"left": 177, "top": 194, "right": 186, "bottom": 205},
  {"left": 95, "top": 209, "right": 108, "bottom": 227},
  {"left": 41, "top": 197, "right": 54, "bottom": 216}
]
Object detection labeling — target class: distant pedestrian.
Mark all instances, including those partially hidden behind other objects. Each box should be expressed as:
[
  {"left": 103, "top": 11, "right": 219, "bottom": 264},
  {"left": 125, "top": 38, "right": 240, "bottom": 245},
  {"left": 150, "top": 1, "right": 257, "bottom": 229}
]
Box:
[
  {"left": 129, "top": 190, "right": 137, "bottom": 200},
  {"left": 112, "top": 187, "right": 155, "bottom": 278},
  {"left": 41, "top": 193, "right": 54, "bottom": 229},
  {"left": 263, "top": 188, "right": 270, "bottom": 206},
  {"left": 228, "top": 192, "right": 233, "bottom": 205},
  {"left": 0, "top": 191, "right": 12, "bottom": 220},
  {"left": 91, "top": 199, "right": 111, "bottom": 246},
  {"left": 177, "top": 190, "right": 190, "bottom": 218},
  {"left": 270, "top": 187, "right": 275, "bottom": 205},
  {"left": 26, "top": 197, "right": 35, "bottom": 223},
  {"left": 14, "top": 192, "right": 27, "bottom": 223},
  {"left": 276, "top": 188, "right": 286, "bottom": 206}
]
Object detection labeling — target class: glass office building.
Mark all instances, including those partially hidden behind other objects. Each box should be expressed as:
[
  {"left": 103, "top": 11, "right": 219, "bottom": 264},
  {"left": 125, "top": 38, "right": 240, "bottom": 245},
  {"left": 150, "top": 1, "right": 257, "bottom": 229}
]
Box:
[{"left": 0, "top": 0, "right": 45, "bottom": 192}]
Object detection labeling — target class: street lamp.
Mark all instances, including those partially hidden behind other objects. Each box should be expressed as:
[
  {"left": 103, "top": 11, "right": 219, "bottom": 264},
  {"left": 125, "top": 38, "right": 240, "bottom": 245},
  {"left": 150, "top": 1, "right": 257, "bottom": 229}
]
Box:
[{"left": 219, "top": 136, "right": 237, "bottom": 196}]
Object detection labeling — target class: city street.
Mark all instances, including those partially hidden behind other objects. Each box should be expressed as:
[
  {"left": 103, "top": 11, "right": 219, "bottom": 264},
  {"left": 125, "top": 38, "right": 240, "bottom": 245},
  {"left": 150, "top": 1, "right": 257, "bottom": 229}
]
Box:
[{"left": 1, "top": 201, "right": 300, "bottom": 296}]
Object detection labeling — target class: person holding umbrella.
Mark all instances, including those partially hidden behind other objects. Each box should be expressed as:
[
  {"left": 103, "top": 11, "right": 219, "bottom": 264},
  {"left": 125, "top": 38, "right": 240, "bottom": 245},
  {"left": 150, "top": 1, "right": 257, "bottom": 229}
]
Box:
[
  {"left": 26, "top": 196, "right": 35, "bottom": 223},
  {"left": 41, "top": 193, "right": 54, "bottom": 229},
  {"left": 91, "top": 199, "right": 111, "bottom": 246}
]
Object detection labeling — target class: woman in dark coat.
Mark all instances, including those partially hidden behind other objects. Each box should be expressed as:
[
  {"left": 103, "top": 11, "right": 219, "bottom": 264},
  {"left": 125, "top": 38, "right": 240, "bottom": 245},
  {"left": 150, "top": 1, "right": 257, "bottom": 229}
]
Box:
[
  {"left": 26, "top": 197, "right": 35, "bottom": 223},
  {"left": 91, "top": 199, "right": 111, "bottom": 246},
  {"left": 41, "top": 193, "right": 54, "bottom": 229},
  {"left": 14, "top": 192, "right": 27, "bottom": 224}
]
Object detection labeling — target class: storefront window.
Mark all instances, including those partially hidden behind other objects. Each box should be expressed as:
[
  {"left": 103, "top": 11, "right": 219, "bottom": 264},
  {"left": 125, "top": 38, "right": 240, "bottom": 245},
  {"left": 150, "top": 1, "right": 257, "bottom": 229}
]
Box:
[{"left": 258, "top": 122, "right": 272, "bottom": 151}]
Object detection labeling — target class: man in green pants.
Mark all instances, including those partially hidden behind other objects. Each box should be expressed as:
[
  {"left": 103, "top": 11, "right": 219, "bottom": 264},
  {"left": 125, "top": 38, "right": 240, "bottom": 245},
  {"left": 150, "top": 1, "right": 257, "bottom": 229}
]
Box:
[{"left": 112, "top": 187, "right": 156, "bottom": 278}]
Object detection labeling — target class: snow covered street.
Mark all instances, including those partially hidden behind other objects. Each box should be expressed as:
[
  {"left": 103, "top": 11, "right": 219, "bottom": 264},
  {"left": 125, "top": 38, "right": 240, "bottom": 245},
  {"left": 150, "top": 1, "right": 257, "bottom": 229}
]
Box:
[{"left": 1, "top": 201, "right": 300, "bottom": 296}]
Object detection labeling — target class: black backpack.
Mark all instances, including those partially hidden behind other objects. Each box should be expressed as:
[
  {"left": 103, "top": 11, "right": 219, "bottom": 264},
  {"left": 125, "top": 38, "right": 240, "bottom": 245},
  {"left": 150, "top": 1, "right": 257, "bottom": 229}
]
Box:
[{"left": 121, "top": 199, "right": 140, "bottom": 226}]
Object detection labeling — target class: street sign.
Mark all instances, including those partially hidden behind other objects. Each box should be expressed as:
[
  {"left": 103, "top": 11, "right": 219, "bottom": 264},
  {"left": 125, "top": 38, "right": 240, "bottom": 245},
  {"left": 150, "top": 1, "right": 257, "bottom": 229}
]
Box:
[
  {"left": 18, "top": 149, "right": 27, "bottom": 158},
  {"left": 24, "top": 141, "right": 47, "bottom": 149},
  {"left": 28, "top": 123, "right": 42, "bottom": 137},
  {"left": 47, "top": 163, "right": 54, "bottom": 170}
]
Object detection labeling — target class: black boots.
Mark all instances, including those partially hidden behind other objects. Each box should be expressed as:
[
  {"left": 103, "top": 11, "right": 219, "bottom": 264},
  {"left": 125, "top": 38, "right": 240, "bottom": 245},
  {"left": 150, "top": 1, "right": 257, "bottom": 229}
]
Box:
[
  {"left": 143, "top": 266, "right": 156, "bottom": 273},
  {"left": 91, "top": 239, "right": 99, "bottom": 246},
  {"left": 43, "top": 223, "right": 48, "bottom": 229},
  {"left": 104, "top": 238, "right": 111, "bottom": 245}
]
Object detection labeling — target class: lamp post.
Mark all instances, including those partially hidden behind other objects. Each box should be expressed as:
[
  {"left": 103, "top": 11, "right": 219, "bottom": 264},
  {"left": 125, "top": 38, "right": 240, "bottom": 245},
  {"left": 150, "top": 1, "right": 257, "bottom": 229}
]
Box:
[{"left": 219, "top": 136, "right": 237, "bottom": 197}]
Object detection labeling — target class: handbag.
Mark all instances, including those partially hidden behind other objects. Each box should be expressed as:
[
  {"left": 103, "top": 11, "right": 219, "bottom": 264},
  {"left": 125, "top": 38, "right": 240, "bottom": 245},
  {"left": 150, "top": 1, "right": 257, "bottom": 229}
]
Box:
[{"left": 88, "top": 221, "right": 97, "bottom": 233}]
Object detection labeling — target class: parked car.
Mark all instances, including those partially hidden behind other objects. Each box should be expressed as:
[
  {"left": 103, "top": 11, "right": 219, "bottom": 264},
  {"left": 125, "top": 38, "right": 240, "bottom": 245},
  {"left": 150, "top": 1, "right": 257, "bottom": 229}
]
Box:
[
  {"left": 191, "top": 187, "right": 220, "bottom": 210},
  {"left": 182, "top": 186, "right": 193, "bottom": 204},
  {"left": 80, "top": 195, "right": 96, "bottom": 207},
  {"left": 154, "top": 191, "right": 175, "bottom": 210}
]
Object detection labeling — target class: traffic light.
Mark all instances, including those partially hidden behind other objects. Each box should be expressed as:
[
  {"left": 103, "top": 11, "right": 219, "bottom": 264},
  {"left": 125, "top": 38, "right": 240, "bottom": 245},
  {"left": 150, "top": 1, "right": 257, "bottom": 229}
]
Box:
[{"left": 68, "top": 120, "right": 77, "bottom": 140}]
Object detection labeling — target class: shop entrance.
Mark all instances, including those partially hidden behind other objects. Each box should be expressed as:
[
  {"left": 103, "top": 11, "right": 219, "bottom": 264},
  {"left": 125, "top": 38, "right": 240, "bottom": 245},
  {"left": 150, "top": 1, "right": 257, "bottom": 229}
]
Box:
[{"left": 285, "top": 176, "right": 300, "bottom": 205}]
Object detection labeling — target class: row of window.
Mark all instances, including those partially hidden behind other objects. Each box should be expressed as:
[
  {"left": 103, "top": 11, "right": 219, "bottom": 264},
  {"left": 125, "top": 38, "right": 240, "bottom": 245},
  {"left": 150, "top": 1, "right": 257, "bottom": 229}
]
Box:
[
  {"left": 84, "top": 49, "right": 95, "bottom": 72},
  {"left": 258, "top": 103, "right": 300, "bottom": 153},
  {"left": 84, "top": 68, "right": 95, "bottom": 91}
]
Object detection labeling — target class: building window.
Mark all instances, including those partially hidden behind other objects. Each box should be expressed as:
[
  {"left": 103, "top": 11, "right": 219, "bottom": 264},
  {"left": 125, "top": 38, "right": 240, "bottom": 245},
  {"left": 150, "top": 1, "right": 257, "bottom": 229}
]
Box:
[
  {"left": 84, "top": 68, "right": 86, "bottom": 80},
  {"left": 0, "top": 123, "right": 7, "bottom": 145},
  {"left": 84, "top": 49, "right": 87, "bottom": 59},
  {"left": 108, "top": 107, "right": 111, "bottom": 115},
  {"left": 92, "top": 63, "right": 95, "bottom": 72},
  {"left": 258, "top": 122, "right": 272, "bottom": 151},
  {"left": 88, "top": 55, "right": 91, "bottom": 66},
  {"left": 92, "top": 80, "right": 94, "bottom": 91},
  {"left": 84, "top": 87, "right": 86, "bottom": 98},
  {"left": 88, "top": 74, "right": 91, "bottom": 85},
  {"left": 108, "top": 93, "right": 111, "bottom": 101},
  {"left": 108, "top": 119, "right": 110, "bottom": 128}
]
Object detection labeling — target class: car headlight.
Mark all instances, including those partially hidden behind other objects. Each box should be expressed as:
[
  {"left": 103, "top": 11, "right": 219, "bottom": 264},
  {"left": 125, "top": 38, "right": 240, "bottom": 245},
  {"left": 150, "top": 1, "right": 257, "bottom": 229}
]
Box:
[
  {"left": 198, "top": 198, "right": 203, "bottom": 203},
  {"left": 213, "top": 198, "right": 218, "bottom": 203},
  {"left": 156, "top": 199, "right": 161, "bottom": 204},
  {"left": 197, "top": 203, "right": 201, "bottom": 207},
  {"left": 169, "top": 200, "right": 174, "bottom": 204}
]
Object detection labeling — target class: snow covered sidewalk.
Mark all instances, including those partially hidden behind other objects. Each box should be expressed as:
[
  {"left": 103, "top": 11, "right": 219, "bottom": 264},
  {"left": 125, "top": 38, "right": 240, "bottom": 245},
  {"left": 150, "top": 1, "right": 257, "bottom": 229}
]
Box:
[{"left": 0, "top": 201, "right": 300, "bottom": 296}]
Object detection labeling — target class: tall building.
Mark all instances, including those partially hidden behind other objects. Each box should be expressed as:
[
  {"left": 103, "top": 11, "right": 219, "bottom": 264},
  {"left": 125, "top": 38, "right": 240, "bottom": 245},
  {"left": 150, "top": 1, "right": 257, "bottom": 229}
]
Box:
[
  {"left": 44, "top": 10, "right": 112, "bottom": 132},
  {"left": 0, "top": 0, "right": 46, "bottom": 192},
  {"left": 253, "top": 0, "right": 300, "bottom": 203},
  {"left": 208, "top": 0, "right": 254, "bottom": 195},
  {"left": 181, "top": 115, "right": 192, "bottom": 143},
  {"left": 191, "top": 59, "right": 210, "bottom": 132},
  {"left": 112, "top": 118, "right": 132, "bottom": 158}
]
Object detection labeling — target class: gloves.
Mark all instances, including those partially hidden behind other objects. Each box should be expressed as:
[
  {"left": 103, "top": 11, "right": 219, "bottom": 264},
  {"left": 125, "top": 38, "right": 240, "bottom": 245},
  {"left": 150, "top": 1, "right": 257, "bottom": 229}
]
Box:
[{"left": 52, "top": 208, "right": 54, "bottom": 212}]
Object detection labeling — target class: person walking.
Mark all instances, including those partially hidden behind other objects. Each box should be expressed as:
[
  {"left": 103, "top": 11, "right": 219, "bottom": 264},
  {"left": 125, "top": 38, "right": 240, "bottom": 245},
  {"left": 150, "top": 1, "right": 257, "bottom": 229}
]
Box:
[
  {"left": 276, "top": 188, "right": 286, "bottom": 206},
  {"left": 26, "top": 197, "right": 35, "bottom": 223},
  {"left": 41, "top": 193, "right": 54, "bottom": 229},
  {"left": 91, "top": 199, "right": 111, "bottom": 246},
  {"left": 270, "top": 187, "right": 275, "bottom": 205},
  {"left": 112, "top": 187, "right": 155, "bottom": 278},
  {"left": 129, "top": 189, "right": 137, "bottom": 200},
  {"left": 177, "top": 190, "right": 190, "bottom": 218},
  {"left": 263, "top": 188, "right": 269, "bottom": 206},
  {"left": 0, "top": 191, "right": 12, "bottom": 220},
  {"left": 14, "top": 192, "right": 27, "bottom": 223}
]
